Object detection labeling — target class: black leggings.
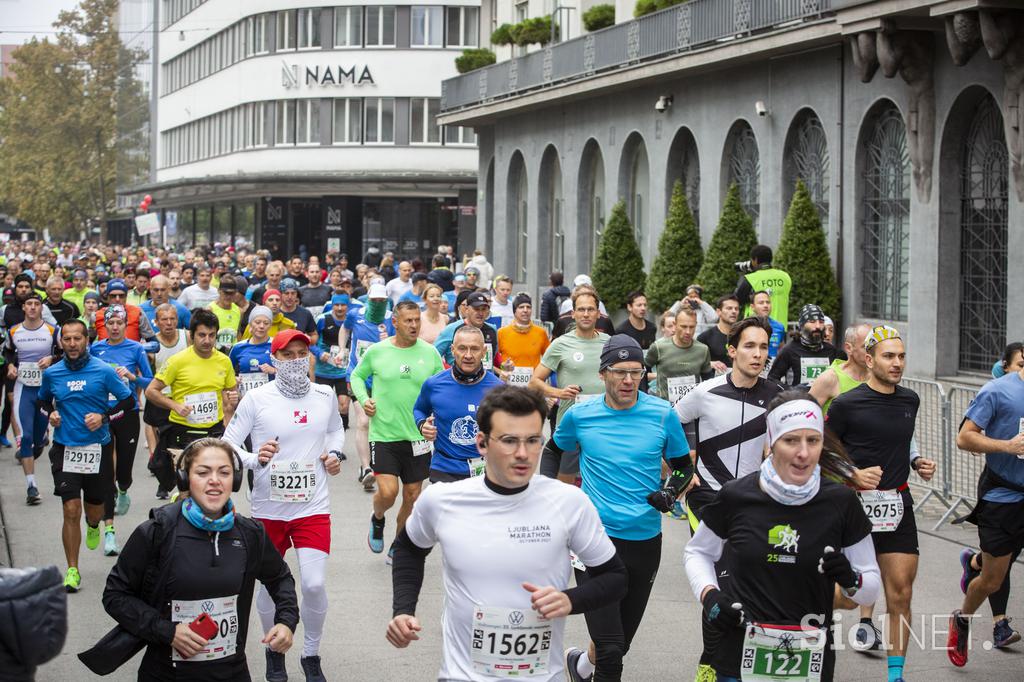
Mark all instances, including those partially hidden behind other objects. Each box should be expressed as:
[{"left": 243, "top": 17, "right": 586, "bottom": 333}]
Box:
[
  {"left": 576, "top": 534, "right": 662, "bottom": 681},
  {"left": 105, "top": 411, "right": 141, "bottom": 518},
  {"left": 987, "top": 548, "right": 1021, "bottom": 617},
  {"left": 153, "top": 421, "right": 224, "bottom": 493}
]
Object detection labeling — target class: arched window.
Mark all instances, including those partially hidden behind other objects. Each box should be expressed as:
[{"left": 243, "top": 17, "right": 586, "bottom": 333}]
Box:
[
  {"left": 507, "top": 153, "right": 529, "bottom": 282},
  {"left": 860, "top": 104, "right": 910, "bottom": 321},
  {"left": 726, "top": 121, "right": 760, "bottom": 226},
  {"left": 959, "top": 95, "right": 1008, "bottom": 371},
  {"left": 619, "top": 133, "right": 649, "bottom": 256},
  {"left": 784, "top": 110, "right": 830, "bottom": 223},
  {"left": 667, "top": 128, "right": 700, "bottom": 229},
  {"left": 577, "top": 140, "right": 605, "bottom": 270},
  {"left": 539, "top": 147, "right": 564, "bottom": 275}
]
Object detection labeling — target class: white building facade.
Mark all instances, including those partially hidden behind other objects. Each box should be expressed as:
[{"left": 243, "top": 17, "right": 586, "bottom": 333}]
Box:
[{"left": 146, "top": 0, "right": 481, "bottom": 260}]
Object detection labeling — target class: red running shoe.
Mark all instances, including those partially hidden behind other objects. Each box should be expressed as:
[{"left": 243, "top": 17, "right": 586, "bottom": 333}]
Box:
[{"left": 947, "top": 610, "right": 970, "bottom": 667}]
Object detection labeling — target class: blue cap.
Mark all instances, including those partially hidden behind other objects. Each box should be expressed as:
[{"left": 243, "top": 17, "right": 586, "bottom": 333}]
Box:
[
  {"left": 280, "top": 278, "right": 300, "bottom": 292},
  {"left": 331, "top": 294, "right": 350, "bottom": 305},
  {"left": 106, "top": 278, "right": 128, "bottom": 293}
]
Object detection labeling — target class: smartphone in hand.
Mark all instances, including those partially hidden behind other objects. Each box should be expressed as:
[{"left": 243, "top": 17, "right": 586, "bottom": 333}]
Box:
[{"left": 189, "top": 612, "right": 218, "bottom": 640}]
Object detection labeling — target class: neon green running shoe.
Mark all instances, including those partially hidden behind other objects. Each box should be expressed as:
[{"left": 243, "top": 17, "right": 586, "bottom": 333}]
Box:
[
  {"left": 86, "top": 524, "right": 101, "bottom": 550},
  {"left": 64, "top": 567, "right": 81, "bottom": 593},
  {"left": 694, "top": 663, "right": 716, "bottom": 682}
]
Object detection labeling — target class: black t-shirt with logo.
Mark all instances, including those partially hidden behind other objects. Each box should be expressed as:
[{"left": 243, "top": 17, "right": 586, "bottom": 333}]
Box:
[
  {"left": 826, "top": 383, "right": 919, "bottom": 490},
  {"left": 697, "top": 326, "right": 732, "bottom": 367},
  {"left": 700, "top": 473, "right": 872, "bottom": 678}
]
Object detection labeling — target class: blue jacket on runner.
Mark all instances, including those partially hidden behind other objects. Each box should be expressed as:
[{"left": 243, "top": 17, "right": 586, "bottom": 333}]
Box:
[{"left": 39, "top": 357, "right": 132, "bottom": 446}]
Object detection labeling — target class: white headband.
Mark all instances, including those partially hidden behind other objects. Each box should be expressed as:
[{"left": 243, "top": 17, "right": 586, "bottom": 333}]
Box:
[{"left": 767, "top": 399, "right": 823, "bottom": 446}]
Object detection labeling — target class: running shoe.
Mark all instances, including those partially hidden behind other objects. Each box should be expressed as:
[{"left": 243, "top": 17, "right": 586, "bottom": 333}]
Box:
[
  {"left": 86, "top": 524, "right": 101, "bottom": 551},
  {"left": 300, "top": 655, "right": 327, "bottom": 682},
  {"left": 693, "top": 663, "right": 716, "bottom": 682},
  {"left": 103, "top": 531, "right": 120, "bottom": 556},
  {"left": 386, "top": 544, "right": 395, "bottom": 566},
  {"left": 63, "top": 567, "right": 81, "bottom": 593},
  {"left": 564, "top": 647, "right": 591, "bottom": 682},
  {"left": 947, "top": 610, "right": 970, "bottom": 667},
  {"left": 993, "top": 618, "right": 1020, "bottom": 648},
  {"left": 666, "top": 499, "right": 687, "bottom": 521},
  {"left": 0, "top": 435, "right": 11, "bottom": 448},
  {"left": 852, "top": 621, "right": 882, "bottom": 651},
  {"left": 155, "top": 486, "right": 170, "bottom": 500},
  {"left": 959, "top": 548, "right": 979, "bottom": 594},
  {"left": 26, "top": 485, "right": 40, "bottom": 506},
  {"left": 265, "top": 648, "right": 288, "bottom": 682},
  {"left": 359, "top": 467, "right": 375, "bottom": 491},
  {"left": 114, "top": 490, "right": 131, "bottom": 516},
  {"left": 368, "top": 514, "right": 384, "bottom": 553}
]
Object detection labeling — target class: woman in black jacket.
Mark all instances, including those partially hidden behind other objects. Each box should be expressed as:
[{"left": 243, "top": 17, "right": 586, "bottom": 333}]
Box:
[{"left": 102, "top": 437, "right": 299, "bottom": 681}]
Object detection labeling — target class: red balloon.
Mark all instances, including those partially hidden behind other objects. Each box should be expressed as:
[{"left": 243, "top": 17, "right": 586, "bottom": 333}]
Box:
[{"left": 143, "top": 194, "right": 152, "bottom": 203}]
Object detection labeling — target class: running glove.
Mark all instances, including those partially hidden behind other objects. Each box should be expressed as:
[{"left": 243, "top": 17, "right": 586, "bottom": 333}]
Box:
[
  {"left": 701, "top": 588, "right": 745, "bottom": 631},
  {"left": 646, "top": 464, "right": 694, "bottom": 512},
  {"left": 818, "top": 546, "right": 859, "bottom": 591}
]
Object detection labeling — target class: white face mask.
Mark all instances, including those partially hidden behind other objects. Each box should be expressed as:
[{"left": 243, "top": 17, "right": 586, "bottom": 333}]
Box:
[{"left": 271, "top": 355, "right": 310, "bottom": 398}]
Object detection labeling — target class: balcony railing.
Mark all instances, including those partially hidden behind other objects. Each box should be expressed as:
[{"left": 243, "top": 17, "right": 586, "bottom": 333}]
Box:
[{"left": 441, "top": 0, "right": 833, "bottom": 112}]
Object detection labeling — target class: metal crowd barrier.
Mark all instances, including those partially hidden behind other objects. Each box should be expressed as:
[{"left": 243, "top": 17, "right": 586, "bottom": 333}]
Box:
[{"left": 900, "top": 377, "right": 981, "bottom": 530}]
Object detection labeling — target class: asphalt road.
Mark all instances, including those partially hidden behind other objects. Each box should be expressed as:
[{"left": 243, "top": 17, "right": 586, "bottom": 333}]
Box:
[{"left": 2, "top": 433, "right": 1020, "bottom": 681}]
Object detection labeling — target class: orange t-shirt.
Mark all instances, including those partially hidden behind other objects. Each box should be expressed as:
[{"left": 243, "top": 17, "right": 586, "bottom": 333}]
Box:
[{"left": 497, "top": 323, "right": 550, "bottom": 370}]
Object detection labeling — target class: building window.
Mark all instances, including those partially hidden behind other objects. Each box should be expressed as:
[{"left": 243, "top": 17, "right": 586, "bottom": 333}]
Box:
[
  {"left": 333, "top": 99, "right": 362, "bottom": 143},
  {"left": 364, "top": 97, "right": 395, "bottom": 143},
  {"left": 248, "top": 102, "right": 266, "bottom": 148},
  {"left": 277, "top": 10, "right": 297, "bottom": 50},
  {"left": 784, "top": 111, "right": 830, "bottom": 224},
  {"left": 444, "top": 125, "right": 476, "bottom": 146},
  {"left": 446, "top": 6, "right": 479, "bottom": 47},
  {"left": 276, "top": 100, "right": 297, "bottom": 144},
  {"left": 249, "top": 14, "right": 268, "bottom": 54},
  {"left": 727, "top": 121, "right": 760, "bottom": 227},
  {"left": 296, "top": 99, "right": 320, "bottom": 144},
  {"left": 297, "top": 8, "right": 321, "bottom": 49},
  {"left": 366, "top": 6, "right": 396, "bottom": 47},
  {"left": 411, "top": 6, "right": 443, "bottom": 47},
  {"left": 335, "top": 6, "right": 363, "bottom": 47},
  {"left": 860, "top": 103, "right": 910, "bottom": 321},
  {"left": 410, "top": 98, "right": 441, "bottom": 144},
  {"left": 958, "top": 95, "right": 1008, "bottom": 372}
]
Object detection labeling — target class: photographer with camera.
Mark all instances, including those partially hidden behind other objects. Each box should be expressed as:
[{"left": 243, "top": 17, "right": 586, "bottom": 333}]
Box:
[
  {"left": 733, "top": 245, "right": 792, "bottom": 328},
  {"left": 668, "top": 285, "right": 718, "bottom": 336}
]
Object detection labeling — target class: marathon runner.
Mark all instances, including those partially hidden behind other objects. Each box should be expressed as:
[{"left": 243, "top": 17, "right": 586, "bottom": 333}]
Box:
[
  {"left": 434, "top": 291, "right": 500, "bottom": 371},
  {"left": 90, "top": 304, "right": 153, "bottom": 555},
  {"left": 312, "top": 294, "right": 351, "bottom": 432},
  {"left": 674, "top": 316, "right": 784, "bottom": 680},
  {"left": 749, "top": 291, "right": 785, "bottom": 376},
  {"left": 95, "top": 278, "right": 156, "bottom": 342},
  {"left": 696, "top": 295, "right": 740, "bottom": 374},
  {"left": 350, "top": 300, "right": 443, "bottom": 563},
  {"left": 554, "top": 335, "right": 692, "bottom": 681},
  {"left": 38, "top": 318, "right": 134, "bottom": 592},
  {"left": 43, "top": 276, "right": 79, "bottom": 326},
  {"left": 345, "top": 282, "right": 394, "bottom": 491},
  {"left": 144, "top": 309, "right": 239, "bottom": 499},
  {"left": 140, "top": 274, "right": 191, "bottom": 331},
  {"left": 414, "top": 325, "right": 503, "bottom": 482},
  {"left": 529, "top": 289, "right": 609, "bottom": 484},
  {"left": 826, "top": 325, "right": 936, "bottom": 682},
  {"left": 144, "top": 303, "right": 190, "bottom": 465},
  {"left": 683, "top": 392, "right": 881, "bottom": 682},
  {"left": 947, "top": 349, "right": 1024, "bottom": 666},
  {"left": 809, "top": 323, "right": 872, "bottom": 413},
  {"left": 387, "top": 385, "right": 627, "bottom": 681},
  {"left": 4, "top": 292, "right": 59, "bottom": 505},
  {"left": 768, "top": 304, "right": 838, "bottom": 387},
  {"left": 644, "top": 307, "right": 713, "bottom": 405},
  {"left": 208, "top": 276, "right": 241, "bottom": 352},
  {"left": 496, "top": 293, "right": 549, "bottom": 387},
  {"left": 224, "top": 329, "right": 344, "bottom": 682}
]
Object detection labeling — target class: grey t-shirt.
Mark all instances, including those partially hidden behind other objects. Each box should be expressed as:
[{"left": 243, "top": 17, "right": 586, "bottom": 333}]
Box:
[
  {"left": 644, "top": 337, "right": 712, "bottom": 403},
  {"left": 539, "top": 331, "right": 610, "bottom": 421}
]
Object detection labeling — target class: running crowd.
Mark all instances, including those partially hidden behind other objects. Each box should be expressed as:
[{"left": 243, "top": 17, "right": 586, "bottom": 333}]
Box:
[{"left": 1, "top": 239, "right": 1019, "bottom": 682}]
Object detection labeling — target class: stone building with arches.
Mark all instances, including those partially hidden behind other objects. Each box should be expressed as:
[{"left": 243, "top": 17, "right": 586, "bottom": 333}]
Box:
[{"left": 439, "top": 0, "right": 1021, "bottom": 379}]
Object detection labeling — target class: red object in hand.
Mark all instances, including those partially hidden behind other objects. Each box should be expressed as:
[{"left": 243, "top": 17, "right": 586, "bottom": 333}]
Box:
[{"left": 189, "top": 612, "right": 218, "bottom": 640}]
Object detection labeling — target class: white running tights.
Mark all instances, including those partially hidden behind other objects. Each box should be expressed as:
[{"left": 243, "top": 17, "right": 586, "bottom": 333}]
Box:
[{"left": 256, "top": 546, "right": 329, "bottom": 657}]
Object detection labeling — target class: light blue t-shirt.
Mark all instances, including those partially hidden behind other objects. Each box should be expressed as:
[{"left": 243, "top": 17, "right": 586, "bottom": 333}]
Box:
[
  {"left": 964, "top": 371, "right": 1024, "bottom": 503},
  {"left": 553, "top": 391, "right": 689, "bottom": 541}
]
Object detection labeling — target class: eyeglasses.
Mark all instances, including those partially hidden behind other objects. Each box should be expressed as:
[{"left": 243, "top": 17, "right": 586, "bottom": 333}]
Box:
[
  {"left": 605, "top": 368, "right": 645, "bottom": 380},
  {"left": 107, "top": 293, "right": 126, "bottom": 299},
  {"left": 487, "top": 434, "right": 546, "bottom": 454}
]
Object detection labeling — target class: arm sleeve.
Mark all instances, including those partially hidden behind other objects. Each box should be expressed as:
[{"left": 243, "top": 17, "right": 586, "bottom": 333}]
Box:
[
  {"left": 102, "top": 523, "right": 177, "bottom": 645},
  {"left": 825, "top": 398, "right": 847, "bottom": 440},
  {"left": 684, "top": 523, "right": 726, "bottom": 601},
  {"left": 734, "top": 276, "right": 753, "bottom": 306},
  {"left": 433, "top": 327, "right": 453, "bottom": 364},
  {"left": 674, "top": 383, "right": 701, "bottom": 425},
  {"left": 767, "top": 345, "right": 790, "bottom": 381},
  {"left": 138, "top": 314, "right": 156, "bottom": 341},
  {"left": 133, "top": 347, "right": 154, "bottom": 389},
  {"left": 391, "top": 528, "right": 433, "bottom": 617},
  {"left": 699, "top": 347, "right": 714, "bottom": 381},
  {"left": 254, "top": 527, "right": 300, "bottom": 632},
  {"left": 644, "top": 343, "right": 659, "bottom": 368},
  {"left": 700, "top": 300, "right": 718, "bottom": 323},
  {"left": 3, "top": 333, "right": 16, "bottom": 367},
  {"left": 564, "top": 554, "right": 627, "bottom": 614},
  {"left": 108, "top": 366, "right": 133, "bottom": 403},
  {"left": 325, "top": 394, "right": 345, "bottom": 453},
  {"left": 222, "top": 394, "right": 258, "bottom": 468},
  {"left": 844, "top": 535, "right": 881, "bottom": 606}
]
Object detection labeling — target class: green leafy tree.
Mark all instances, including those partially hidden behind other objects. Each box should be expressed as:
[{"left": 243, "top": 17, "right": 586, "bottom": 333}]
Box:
[
  {"left": 775, "top": 180, "right": 842, "bottom": 323},
  {"left": 490, "top": 24, "right": 515, "bottom": 45},
  {"left": 455, "top": 48, "right": 496, "bottom": 73},
  {"left": 592, "top": 200, "right": 647, "bottom": 311},
  {"left": 0, "top": 0, "right": 147, "bottom": 240},
  {"left": 582, "top": 4, "right": 615, "bottom": 31},
  {"left": 512, "top": 16, "right": 553, "bottom": 45},
  {"left": 646, "top": 181, "right": 703, "bottom": 312},
  {"left": 696, "top": 183, "right": 758, "bottom": 300},
  {"left": 635, "top": 0, "right": 685, "bottom": 17}
]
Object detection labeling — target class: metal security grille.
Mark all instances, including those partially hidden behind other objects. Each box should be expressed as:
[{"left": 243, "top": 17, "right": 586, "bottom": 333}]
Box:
[
  {"left": 728, "top": 124, "right": 760, "bottom": 226},
  {"left": 860, "top": 106, "right": 910, "bottom": 321},
  {"left": 786, "top": 113, "right": 830, "bottom": 224},
  {"left": 959, "top": 96, "right": 1008, "bottom": 372}
]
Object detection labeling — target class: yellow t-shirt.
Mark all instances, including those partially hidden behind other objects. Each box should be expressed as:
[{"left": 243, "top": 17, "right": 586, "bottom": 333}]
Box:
[
  {"left": 208, "top": 303, "right": 241, "bottom": 349},
  {"left": 155, "top": 346, "right": 237, "bottom": 428}
]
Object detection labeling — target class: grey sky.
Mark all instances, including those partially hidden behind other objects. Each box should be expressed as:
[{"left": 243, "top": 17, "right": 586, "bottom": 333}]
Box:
[{"left": 0, "top": 0, "right": 83, "bottom": 44}]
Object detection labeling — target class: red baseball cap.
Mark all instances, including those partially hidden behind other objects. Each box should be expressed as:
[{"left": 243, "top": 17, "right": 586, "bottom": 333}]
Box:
[{"left": 270, "top": 329, "right": 311, "bottom": 354}]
